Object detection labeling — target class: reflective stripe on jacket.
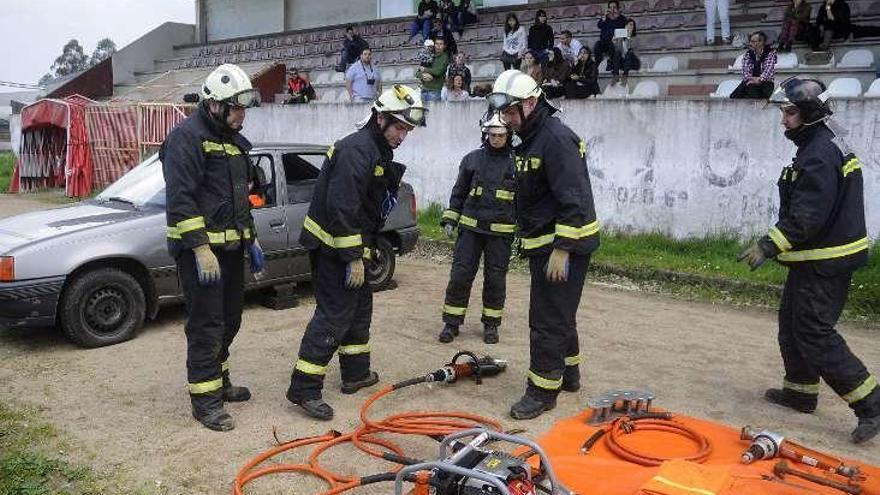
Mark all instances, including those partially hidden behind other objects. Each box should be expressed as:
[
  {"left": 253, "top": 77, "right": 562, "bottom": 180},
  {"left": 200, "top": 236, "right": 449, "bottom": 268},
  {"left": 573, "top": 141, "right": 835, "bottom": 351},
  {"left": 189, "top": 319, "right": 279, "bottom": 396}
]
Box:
[{"left": 442, "top": 145, "right": 517, "bottom": 237}]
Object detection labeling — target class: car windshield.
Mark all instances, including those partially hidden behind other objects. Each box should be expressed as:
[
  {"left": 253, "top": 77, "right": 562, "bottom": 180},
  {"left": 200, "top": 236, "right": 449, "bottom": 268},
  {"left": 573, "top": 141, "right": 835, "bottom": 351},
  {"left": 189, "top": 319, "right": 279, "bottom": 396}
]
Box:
[{"left": 95, "top": 154, "right": 166, "bottom": 207}]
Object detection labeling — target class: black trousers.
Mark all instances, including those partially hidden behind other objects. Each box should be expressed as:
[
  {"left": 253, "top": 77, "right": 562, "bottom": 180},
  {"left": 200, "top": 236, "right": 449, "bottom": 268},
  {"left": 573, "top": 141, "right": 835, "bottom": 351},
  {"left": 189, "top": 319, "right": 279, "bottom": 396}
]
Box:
[
  {"left": 177, "top": 246, "right": 245, "bottom": 410},
  {"left": 442, "top": 228, "right": 513, "bottom": 327},
  {"left": 287, "top": 250, "right": 373, "bottom": 401},
  {"left": 730, "top": 80, "right": 774, "bottom": 99},
  {"left": 779, "top": 265, "right": 880, "bottom": 418},
  {"left": 526, "top": 253, "right": 590, "bottom": 401},
  {"left": 593, "top": 39, "right": 617, "bottom": 67}
]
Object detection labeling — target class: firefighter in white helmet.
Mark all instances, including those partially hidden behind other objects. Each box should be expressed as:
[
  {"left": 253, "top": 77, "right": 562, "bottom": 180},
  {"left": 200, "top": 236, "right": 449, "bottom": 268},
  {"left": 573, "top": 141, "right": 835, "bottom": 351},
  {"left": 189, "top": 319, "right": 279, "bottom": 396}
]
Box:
[
  {"left": 161, "top": 64, "right": 264, "bottom": 431},
  {"left": 488, "top": 69, "right": 600, "bottom": 420},
  {"left": 286, "top": 84, "right": 426, "bottom": 420}
]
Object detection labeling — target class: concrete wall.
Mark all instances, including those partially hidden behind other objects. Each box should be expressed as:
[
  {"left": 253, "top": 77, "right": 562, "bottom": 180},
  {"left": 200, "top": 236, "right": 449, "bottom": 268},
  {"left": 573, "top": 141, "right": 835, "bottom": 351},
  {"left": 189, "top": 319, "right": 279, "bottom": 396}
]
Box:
[
  {"left": 112, "top": 22, "right": 196, "bottom": 85},
  {"left": 206, "top": 0, "right": 284, "bottom": 41},
  {"left": 286, "top": 0, "right": 376, "bottom": 30},
  {"left": 242, "top": 99, "right": 880, "bottom": 240}
]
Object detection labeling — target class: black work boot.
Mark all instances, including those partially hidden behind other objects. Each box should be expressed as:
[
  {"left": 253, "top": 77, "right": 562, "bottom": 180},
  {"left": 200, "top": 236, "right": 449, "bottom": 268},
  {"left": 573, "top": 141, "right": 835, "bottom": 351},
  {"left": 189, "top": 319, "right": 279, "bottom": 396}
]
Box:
[
  {"left": 852, "top": 415, "right": 880, "bottom": 444},
  {"left": 291, "top": 397, "right": 335, "bottom": 421},
  {"left": 483, "top": 324, "right": 499, "bottom": 344},
  {"left": 764, "top": 388, "right": 817, "bottom": 414},
  {"left": 438, "top": 324, "right": 459, "bottom": 343},
  {"left": 191, "top": 394, "right": 234, "bottom": 432},
  {"left": 341, "top": 371, "right": 380, "bottom": 395},
  {"left": 510, "top": 394, "right": 557, "bottom": 420},
  {"left": 222, "top": 373, "right": 252, "bottom": 402}
]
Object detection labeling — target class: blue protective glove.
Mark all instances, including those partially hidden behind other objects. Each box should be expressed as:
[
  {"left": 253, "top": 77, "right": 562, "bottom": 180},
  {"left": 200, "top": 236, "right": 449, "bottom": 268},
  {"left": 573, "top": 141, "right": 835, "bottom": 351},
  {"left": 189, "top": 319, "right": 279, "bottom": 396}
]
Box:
[{"left": 249, "top": 240, "right": 265, "bottom": 275}]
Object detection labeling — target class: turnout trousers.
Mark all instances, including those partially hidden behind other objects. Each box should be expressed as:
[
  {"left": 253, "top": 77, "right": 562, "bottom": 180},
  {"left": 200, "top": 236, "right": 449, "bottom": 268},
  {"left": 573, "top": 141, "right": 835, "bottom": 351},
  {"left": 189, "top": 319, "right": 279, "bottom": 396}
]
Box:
[
  {"left": 778, "top": 265, "right": 880, "bottom": 418},
  {"left": 287, "top": 250, "right": 373, "bottom": 402},
  {"left": 526, "top": 253, "right": 590, "bottom": 401},
  {"left": 442, "top": 228, "right": 514, "bottom": 327},
  {"left": 177, "top": 246, "right": 245, "bottom": 412}
]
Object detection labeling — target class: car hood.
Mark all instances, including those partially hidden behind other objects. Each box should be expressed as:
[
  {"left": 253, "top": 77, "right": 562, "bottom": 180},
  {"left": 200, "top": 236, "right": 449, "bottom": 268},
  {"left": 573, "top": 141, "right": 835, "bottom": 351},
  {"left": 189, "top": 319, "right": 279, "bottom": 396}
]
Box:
[{"left": 0, "top": 201, "right": 158, "bottom": 253}]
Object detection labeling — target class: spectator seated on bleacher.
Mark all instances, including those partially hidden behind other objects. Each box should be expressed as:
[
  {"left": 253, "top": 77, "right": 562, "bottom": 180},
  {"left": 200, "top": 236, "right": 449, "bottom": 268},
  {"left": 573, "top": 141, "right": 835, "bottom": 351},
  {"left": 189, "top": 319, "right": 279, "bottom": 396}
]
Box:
[
  {"left": 557, "top": 30, "right": 584, "bottom": 66},
  {"left": 565, "top": 47, "right": 601, "bottom": 99},
  {"left": 731, "top": 31, "right": 777, "bottom": 99},
  {"left": 417, "top": 35, "right": 450, "bottom": 102},
  {"left": 595, "top": 1, "right": 629, "bottom": 68},
  {"left": 340, "top": 26, "right": 369, "bottom": 69},
  {"left": 811, "top": 0, "right": 851, "bottom": 51},
  {"left": 439, "top": 0, "right": 461, "bottom": 35},
  {"left": 776, "top": 0, "right": 812, "bottom": 52},
  {"left": 284, "top": 68, "right": 316, "bottom": 104},
  {"left": 346, "top": 48, "right": 381, "bottom": 103},
  {"left": 446, "top": 52, "right": 473, "bottom": 93},
  {"left": 542, "top": 47, "right": 570, "bottom": 99},
  {"left": 528, "top": 9, "right": 555, "bottom": 62},
  {"left": 501, "top": 13, "right": 527, "bottom": 70},
  {"left": 431, "top": 18, "right": 458, "bottom": 55},
  {"left": 611, "top": 19, "right": 641, "bottom": 87},
  {"left": 455, "top": 0, "right": 479, "bottom": 33},
  {"left": 442, "top": 74, "right": 471, "bottom": 101},
  {"left": 520, "top": 50, "right": 544, "bottom": 85},
  {"left": 409, "top": 0, "right": 439, "bottom": 44}
]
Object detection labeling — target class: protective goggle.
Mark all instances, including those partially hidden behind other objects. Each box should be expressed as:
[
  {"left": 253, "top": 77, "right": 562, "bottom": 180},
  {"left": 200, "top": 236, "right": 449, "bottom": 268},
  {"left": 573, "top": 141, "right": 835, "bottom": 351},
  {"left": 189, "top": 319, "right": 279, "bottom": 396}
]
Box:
[
  {"left": 388, "top": 106, "right": 428, "bottom": 127},
  {"left": 224, "top": 89, "right": 261, "bottom": 108},
  {"left": 486, "top": 92, "right": 523, "bottom": 111}
]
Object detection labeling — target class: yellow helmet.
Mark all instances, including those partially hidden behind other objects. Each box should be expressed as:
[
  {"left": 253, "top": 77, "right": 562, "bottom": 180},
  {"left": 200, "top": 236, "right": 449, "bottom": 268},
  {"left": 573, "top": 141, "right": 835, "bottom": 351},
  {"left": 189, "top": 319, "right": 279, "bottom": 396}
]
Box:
[
  {"left": 201, "top": 64, "right": 261, "bottom": 108},
  {"left": 486, "top": 70, "right": 542, "bottom": 111},
  {"left": 373, "top": 84, "right": 428, "bottom": 127}
]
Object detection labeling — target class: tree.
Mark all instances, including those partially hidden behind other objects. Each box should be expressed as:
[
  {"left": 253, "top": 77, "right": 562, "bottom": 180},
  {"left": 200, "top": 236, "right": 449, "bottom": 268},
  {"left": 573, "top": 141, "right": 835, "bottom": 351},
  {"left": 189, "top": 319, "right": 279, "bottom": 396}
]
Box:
[
  {"left": 50, "top": 39, "right": 91, "bottom": 78},
  {"left": 90, "top": 38, "right": 117, "bottom": 66}
]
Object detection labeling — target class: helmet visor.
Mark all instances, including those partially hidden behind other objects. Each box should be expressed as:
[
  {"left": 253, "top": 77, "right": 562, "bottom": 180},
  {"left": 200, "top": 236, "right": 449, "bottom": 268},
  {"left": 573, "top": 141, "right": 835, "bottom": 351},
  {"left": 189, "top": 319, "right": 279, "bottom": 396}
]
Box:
[
  {"left": 226, "top": 89, "right": 261, "bottom": 108},
  {"left": 389, "top": 106, "right": 428, "bottom": 127},
  {"left": 486, "top": 92, "right": 522, "bottom": 111}
]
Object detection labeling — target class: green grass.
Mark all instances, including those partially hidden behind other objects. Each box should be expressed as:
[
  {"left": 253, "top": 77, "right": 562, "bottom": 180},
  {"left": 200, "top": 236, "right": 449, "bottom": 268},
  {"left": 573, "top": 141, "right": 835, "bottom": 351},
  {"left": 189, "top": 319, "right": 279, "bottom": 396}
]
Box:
[
  {"left": 0, "top": 152, "right": 14, "bottom": 193},
  {"left": 416, "top": 204, "right": 880, "bottom": 322},
  {"left": 0, "top": 402, "right": 145, "bottom": 495}
]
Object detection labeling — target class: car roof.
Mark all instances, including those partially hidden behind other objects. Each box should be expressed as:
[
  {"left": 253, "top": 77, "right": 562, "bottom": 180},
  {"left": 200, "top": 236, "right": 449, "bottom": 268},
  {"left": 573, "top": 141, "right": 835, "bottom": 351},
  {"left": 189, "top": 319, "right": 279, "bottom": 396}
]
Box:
[{"left": 252, "top": 142, "right": 329, "bottom": 153}]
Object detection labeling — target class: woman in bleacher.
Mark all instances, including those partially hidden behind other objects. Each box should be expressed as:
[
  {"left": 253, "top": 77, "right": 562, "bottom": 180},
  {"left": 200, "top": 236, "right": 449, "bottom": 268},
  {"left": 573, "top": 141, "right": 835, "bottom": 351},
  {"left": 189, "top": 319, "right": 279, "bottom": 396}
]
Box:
[
  {"left": 811, "top": 0, "right": 851, "bottom": 51},
  {"left": 610, "top": 19, "right": 641, "bottom": 87},
  {"left": 541, "top": 47, "right": 570, "bottom": 99},
  {"left": 730, "top": 31, "right": 777, "bottom": 99},
  {"left": 565, "top": 47, "right": 601, "bottom": 98},
  {"left": 501, "top": 13, "right": 527, "bottom": 70},
  {"left": 777, "top": 0, "right": 812, "bottom": 52},
  {"left": 528, "top": 9, "right": 555, "bottom": 62},
  {"left": 442, "top": 74, "right": 471, "bottom": 101},
  {"left": 519, "top": 50, "right": 544, "bottom": 85}
]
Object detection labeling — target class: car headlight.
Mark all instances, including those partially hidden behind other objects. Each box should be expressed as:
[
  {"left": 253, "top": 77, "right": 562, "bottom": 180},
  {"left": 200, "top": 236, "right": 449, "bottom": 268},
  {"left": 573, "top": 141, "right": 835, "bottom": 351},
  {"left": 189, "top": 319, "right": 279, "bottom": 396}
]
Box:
[{"left": 0, "top": 257, "right": 14, "bottom": 282}]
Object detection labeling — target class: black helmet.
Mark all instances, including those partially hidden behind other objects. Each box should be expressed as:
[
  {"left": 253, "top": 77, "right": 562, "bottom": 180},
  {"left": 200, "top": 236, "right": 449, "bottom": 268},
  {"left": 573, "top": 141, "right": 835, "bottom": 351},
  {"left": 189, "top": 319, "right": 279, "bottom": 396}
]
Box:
[{"left": 768, "top": 76, "right": 832, "bottom": 125}]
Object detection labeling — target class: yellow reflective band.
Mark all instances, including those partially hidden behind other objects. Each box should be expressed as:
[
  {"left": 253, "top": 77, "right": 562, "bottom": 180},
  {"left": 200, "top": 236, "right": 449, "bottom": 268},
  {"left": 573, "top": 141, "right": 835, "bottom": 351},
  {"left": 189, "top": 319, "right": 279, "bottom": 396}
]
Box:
[
  {"left": 338, "top": 343, "right": 371, "bottom": 355},
  {"left": 768, "top": 226, "right": 793, "bottom": 252},
  {"left": 177, "top": 216, "right": 206, "bottom": 233},
  {"left": 528, "top": 370, "right": 562, "bottom": 390},
  {"left": 207, "top": 231, "right": 226, "bottom": 244},
  {"left": 564, "top": 355, "right": 581, "bottom": 366},
  {"left": 221, "top": 361, "right": 229, "bottom": 372},
  {"left": 167, "top": 226, "right": 181, "bottom": 239},
  {"left": 363, "top": 247, "right": 372, "bottom": 260},
  {"left": 783, "top": 379, "right": 820, "bottom": 395},
  {"left": 482, "top": 307, "right": 503, "bottom": 318},
  {"left": 490, "top": 223, "right": 516, "bottom": 233},
  {"left": 495, "top": 189, "right": 515, "bottom": 201},
  {"left": 649, "top": 476, "right": 717, "bottom": 495},
  {"left": 188, "top": 378, "right": 223, "bottom": 395},
  {"left": 374, "top": 165, "right": 384, "bottom": 176},
  {"left": 459, "top": 215, "right": 478, "bottom": 228},
  {"left": 202, "top": 141, "right": 241, "bottom": 156},
  {"left": 295, "top": 359, "right": 328, "bottom": 376},
  {"left": 443, "top": 304, "right": 467, "bottom": 316},
  {"left": 555, "top": 221, "right": 600, "bottom": 240},
  {"left": 442, "top": 210, "right": 460, "bottom": 221},
  {"left": 469, "top": 186, "right": 483, "bottom": 197},
  {"left": 303, "top": 216, "right": 363, "bottom": 249},
  {"left": 521, "top": 233, "right": 556, "bottom": 250},
  {"left": 529, "top": 157, "right": 541, "bottom": 170},
  {"left": 578, "top": 139, "right": 586, "bottom": 159},
  {"left": 843, "top": 375, "right": 878, "bottom": 404},
  {"left": 777, "top": 237, "right": 869, "bottom": 262},
  {"left": 842, "top": 157, "right": 862, "bottom": 177},
  {"left": 326, "top": 144, "right": 335, "bottom": 159}
]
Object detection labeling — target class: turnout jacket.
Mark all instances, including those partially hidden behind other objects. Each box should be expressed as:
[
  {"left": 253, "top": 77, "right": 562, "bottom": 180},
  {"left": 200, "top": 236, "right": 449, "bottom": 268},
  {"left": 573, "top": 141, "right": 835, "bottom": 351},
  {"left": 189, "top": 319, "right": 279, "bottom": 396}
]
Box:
[
  {"left": 759, "top": 123, "right": 868, "bottom": 272},
  {"left": 514, "top": 103, "right": 600, "bottom": 257},
  {"left": 441, "top": 144, "right": 517, "bottom": 236},
  {"left": 161, "top": 106, "right": 256, "bottom": 257},
  {"left": 300, "top": 123, "right": 405, "bottom": 263}
]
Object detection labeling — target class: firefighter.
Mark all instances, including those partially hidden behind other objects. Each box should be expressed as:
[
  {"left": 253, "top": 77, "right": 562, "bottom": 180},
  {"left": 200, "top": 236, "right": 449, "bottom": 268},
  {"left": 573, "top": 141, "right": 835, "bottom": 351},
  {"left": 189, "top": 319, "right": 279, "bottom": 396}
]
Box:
[
  {"left": 438, "top": 114, "right": 517, "bottom": 345},
  {"left": 739, "top": 77, "right": 879, "bottom": 444},
  {"left": 486, "top": 70, "right": 600, "bottom": 420},
  {"left": 286, "top": 85, "right": 426, "bottom": 420},
  {"left": 161, "top": 64, "right": 265, "bottom": 432}
]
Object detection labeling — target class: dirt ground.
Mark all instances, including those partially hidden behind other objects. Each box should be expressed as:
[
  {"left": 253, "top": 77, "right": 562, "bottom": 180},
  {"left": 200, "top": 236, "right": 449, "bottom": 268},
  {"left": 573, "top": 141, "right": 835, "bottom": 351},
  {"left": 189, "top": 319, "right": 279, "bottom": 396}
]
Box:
[{"left": 1, "top": 196, "right": 878, "bottom": 494}]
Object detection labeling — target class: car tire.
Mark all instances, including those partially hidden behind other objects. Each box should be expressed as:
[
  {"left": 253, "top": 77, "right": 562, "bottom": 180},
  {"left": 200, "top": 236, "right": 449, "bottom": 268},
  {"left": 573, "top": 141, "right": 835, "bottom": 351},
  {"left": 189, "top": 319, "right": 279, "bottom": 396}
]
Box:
[
  {"left": 367, "top": 237, "right": 396, "bottom": 291},
  {"left": 59, "top": 268, "right": 146, "bottom": 348}
]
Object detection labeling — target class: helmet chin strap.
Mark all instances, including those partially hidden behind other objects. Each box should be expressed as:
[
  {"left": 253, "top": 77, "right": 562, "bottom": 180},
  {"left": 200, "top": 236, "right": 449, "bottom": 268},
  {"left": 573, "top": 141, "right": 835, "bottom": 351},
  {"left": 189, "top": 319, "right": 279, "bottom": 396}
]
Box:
[{"left": 205, "top": 100, "right": 236, "bottom": 134}]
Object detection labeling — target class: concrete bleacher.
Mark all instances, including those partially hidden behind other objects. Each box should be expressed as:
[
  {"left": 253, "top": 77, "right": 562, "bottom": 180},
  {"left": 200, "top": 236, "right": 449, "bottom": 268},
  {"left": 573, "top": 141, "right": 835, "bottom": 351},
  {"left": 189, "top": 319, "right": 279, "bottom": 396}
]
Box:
[{"left": 130, "top": 0, "right": 880, "bottom": 102}]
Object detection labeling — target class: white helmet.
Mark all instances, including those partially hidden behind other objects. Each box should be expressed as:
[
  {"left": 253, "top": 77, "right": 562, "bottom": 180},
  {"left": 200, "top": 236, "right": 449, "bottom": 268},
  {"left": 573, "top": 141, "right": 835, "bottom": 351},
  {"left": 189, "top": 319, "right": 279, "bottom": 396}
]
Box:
[
  {"left": 486, "top": 70, "right": 542, "bottom": 111},
  {"left": 480, "top": 112, "right": 508, "bottom": 133},
  {"left": 373, "top": 84, "right": 427, "bottom": 127},
  {"left": 201, "top": 64, "right": 261, "bottom": 108}
]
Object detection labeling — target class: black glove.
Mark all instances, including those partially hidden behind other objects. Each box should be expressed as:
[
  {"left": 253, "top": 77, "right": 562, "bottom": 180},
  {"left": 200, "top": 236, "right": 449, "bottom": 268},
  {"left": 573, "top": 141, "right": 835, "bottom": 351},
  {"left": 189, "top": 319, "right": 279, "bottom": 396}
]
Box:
[{"left": 737, "top": 243, "right": 767, "bottom": 271}]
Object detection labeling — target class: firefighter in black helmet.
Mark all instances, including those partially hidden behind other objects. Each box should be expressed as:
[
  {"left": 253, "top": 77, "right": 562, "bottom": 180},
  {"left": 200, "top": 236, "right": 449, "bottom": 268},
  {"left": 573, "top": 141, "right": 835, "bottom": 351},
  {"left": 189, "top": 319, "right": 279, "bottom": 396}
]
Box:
[
  {"left": 286, "top": 84, "right": 426, "bottom": 420},
  {"left": 439, "top": 114, "right": 517, "bottom": 345},
  {"left": 739, "top": 76, "right": 879, "bottom": 444},
  {"left": 161, "top": 64, "right": 264, "bottom": 432}
]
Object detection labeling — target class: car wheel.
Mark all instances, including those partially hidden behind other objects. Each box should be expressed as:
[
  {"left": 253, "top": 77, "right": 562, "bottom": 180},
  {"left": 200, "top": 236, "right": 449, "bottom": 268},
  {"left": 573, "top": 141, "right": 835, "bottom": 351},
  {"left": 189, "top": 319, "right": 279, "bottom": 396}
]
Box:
[
  {"left": 59, "top": 268, "right": 146, "bottom": 348},
  {"left": 367, "top": 237, "right": 396, "bottom": 291}
]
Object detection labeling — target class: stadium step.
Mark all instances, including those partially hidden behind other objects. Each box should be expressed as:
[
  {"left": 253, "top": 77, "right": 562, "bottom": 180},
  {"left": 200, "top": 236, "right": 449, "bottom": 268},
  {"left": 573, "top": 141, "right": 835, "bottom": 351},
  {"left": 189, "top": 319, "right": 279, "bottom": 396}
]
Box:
[
  {"left": 688, "top": 58, "right": 735, "bottom": 70},
  {"left": 666, "top": 84, "right": 718, "bottom": 97}
]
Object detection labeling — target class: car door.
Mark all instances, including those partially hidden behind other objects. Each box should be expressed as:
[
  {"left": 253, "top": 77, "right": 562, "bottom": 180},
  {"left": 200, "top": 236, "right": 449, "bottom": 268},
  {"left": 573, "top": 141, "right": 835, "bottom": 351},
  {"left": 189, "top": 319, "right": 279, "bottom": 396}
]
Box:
[
  {"left": 248, "top": 152, "right": 291, "bottom": 282},
  {"left": 281, "top": 150, "right": 324, "bottom": 277}
]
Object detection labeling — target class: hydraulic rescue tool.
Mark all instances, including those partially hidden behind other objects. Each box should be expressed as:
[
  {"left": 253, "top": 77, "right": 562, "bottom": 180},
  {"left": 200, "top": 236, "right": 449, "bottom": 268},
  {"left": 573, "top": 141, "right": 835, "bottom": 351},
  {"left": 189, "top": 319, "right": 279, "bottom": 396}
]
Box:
[{"left": 740, "top": 426, "right": 863, "bottom": 480}]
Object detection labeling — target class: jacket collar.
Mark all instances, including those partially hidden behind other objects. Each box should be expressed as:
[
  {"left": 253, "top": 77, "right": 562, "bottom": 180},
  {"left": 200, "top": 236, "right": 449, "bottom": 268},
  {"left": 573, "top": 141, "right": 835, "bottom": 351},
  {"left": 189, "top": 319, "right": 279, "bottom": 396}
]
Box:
[
  {"left": 196, "top": 104, "right": 252, "bottom": 152},
  {"left": 789, "top": 121, "right": 831, "bottom": 147}
]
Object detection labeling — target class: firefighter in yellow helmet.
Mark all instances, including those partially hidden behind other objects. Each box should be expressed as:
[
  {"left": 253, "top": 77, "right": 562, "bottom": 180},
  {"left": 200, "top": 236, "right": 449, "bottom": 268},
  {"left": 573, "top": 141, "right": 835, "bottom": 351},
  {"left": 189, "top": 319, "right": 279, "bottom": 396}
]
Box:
[
  {"left": 161, "top": 64, "right": 264, "bottom": 431},
  {"left": 286, "top": 85, "right": 426, "bottom": 420}
]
